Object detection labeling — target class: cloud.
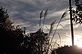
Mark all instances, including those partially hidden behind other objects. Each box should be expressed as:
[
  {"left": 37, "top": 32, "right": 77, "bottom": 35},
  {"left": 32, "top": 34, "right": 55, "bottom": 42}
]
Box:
[
  {"left": 0, "top": 0, "right": 71, "bottom": 35},
  {"left": 1, "top": 0, "right": 82, "bottom": 47}
]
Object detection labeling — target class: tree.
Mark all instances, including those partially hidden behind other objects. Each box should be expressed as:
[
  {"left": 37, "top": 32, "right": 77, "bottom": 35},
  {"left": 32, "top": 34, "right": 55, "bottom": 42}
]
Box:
[
  {"left": 0, "top": 7, "right": 49, "bottom": 54},
  {"left": 21, "top": 28, "right": 49, "bottom": 54},
  {"left": 0, "top": 7, "right": 9, "bottom": 23},
  {"left": 0, "top": 7, "right": 24, "bottom": 54},
  {"left": 0, "top": 7, "right": 14, "bottom": 30}
]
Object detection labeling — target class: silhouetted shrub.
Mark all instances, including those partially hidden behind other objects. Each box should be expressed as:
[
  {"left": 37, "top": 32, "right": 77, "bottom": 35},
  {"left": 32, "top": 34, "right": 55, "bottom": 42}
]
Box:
[{"left": 51, "top": 46, "right": 82, "bottom": 54}]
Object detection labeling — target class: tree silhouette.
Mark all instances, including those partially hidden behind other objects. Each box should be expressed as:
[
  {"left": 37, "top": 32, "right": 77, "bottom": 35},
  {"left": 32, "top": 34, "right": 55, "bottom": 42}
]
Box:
[
  {"left": 0, "top": 7, "right": 9, "bottom": 23},
  {"left": 0, "top": 7, "right": 24, "bottom": 54},
  {"left": 0, "top": 7, "right": 50, "bottom": 54},
  {"left": 21, "top": 28, "right": 49, "bottom": 54}
]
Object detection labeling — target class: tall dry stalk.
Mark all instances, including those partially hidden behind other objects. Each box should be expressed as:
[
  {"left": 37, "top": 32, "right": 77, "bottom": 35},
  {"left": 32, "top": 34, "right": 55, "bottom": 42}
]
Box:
[
  {"left": 43, "top": 9, "right": 48, "bottom": 29},
  {"left": 48, "top": 20, "right": 56, "bottom": 36},
  {"left": 46, "top": 10, "right": 68, "bottom": 54},
  {"left": 39, "top": 10, "right": 44, "bottom": 28},
  {"left": 46, "top": 20, "right": 56, "bottom": 54},
  {"left": 50, "top": 10, "right": 68, "bottom": 43}
]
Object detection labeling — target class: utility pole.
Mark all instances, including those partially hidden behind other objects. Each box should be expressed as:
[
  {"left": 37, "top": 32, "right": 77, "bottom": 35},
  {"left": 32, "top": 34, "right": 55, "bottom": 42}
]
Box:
[
  {"left": 69, "top": 0, "right": 74, "bottom": 46},
  {"left": 23, "top": 27, "right": 26, "bottom": 34}
]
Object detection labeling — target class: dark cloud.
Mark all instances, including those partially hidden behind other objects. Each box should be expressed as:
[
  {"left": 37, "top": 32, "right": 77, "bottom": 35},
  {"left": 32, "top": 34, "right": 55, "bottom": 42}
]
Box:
[
  {"left": 0, "top": 0, "right": 71, "bottom": 31},
  {"left": 1, "top": 0, "right": 82, "bottom": 46}
]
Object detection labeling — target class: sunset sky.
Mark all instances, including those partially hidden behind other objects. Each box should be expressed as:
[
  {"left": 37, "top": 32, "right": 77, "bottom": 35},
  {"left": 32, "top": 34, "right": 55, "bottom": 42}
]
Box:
[{"left": 0, "top": 0, "right": 82, "bottom": 47}]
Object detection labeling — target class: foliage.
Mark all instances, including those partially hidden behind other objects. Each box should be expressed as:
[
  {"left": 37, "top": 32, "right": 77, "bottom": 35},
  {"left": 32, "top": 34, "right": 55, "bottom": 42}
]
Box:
[
  {"left": 71, "top": 0, "right": 82, "bottom": 24},
  {"left": 0, "top": 7, "right": 9, "bottom": 23},
  {"left": 0, "top": 7, "right": 49, "bottom": 54},
  {"left": 22, "top": 29, "right": 49, "bottom": 54}
]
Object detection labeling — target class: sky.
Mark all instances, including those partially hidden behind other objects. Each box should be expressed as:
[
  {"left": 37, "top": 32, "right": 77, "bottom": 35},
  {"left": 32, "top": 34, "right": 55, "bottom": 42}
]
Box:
[{"left": 0, "top": 0, "right": 82, "bottom": 48}]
